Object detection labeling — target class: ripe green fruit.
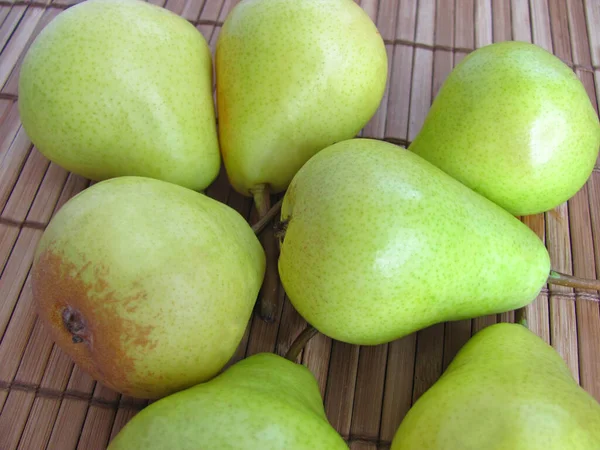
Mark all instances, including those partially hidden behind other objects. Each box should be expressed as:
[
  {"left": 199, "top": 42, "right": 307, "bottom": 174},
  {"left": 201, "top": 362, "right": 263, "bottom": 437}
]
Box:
[
  {"left": 409, "top": 41, "right": 600, "bottom": 215},
  {"left": 279, "top": 139, "right": 550, "bottom": 345},
  {"left": 32, "top": 177, "right": 265, "bottom": 399},
  {"left": 19, "top": 0, "right": 220, "bottom": 191},
  {"left": 108, "top": 353, "right": 348, "bottom": 449},
  {"left": 392, "top": 323, "right": 600, "bottom": 449},
  {"left": 216, "top": 0, "right": 387, "bottom": 196}
]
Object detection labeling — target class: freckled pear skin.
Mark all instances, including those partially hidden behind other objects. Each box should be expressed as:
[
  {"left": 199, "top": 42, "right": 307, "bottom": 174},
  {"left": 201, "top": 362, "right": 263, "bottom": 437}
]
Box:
[
  {"left": 216, "top": 0, "right": 387, "bottom": 195},
  {"left": 391, "top": 323, "right": 600, "bottom": 450},
  {"left": 279, "top": 139, "right": 551, "bottom": 346},
  {"left": 18, "top": 0, "right": 220, "bottom": 191},
  {"left": 409, "top": 41, "right": 600, "bottom": 216},
  {"left": 31, "top": 177, "right": 265, "bottom": 399},
  {"left": 108, "top": 353, "right": 348, "bottom": 450}
]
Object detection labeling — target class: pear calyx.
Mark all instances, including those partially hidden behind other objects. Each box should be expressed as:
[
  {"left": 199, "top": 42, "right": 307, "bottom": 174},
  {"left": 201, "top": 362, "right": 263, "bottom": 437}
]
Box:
[{"left": 62, "top": 306, "right": 88, "bottom": 344}]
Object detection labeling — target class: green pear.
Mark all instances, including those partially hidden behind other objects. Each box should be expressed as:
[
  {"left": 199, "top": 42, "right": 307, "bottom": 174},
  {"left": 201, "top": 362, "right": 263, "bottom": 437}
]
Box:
[
  {"left": 216, "top": 0, "right": 387, "bottom": 196},
  {"left": 108, "top": 353, "right": 348, "bottom": 449},
  {"left": 19, "top": 0, "right": 220, "bottom": 191},
  {"left": 409, "top": 41, "right": 600, "bottom": 216},
  {"left": 31, "top": 177, "right": 265, "bottom": 399},
  {"left": 278, "top": 139, "right": 551, "bottom": 345},
  {"left": 391, "top": 323, "right": 600, "bottom": 449}
]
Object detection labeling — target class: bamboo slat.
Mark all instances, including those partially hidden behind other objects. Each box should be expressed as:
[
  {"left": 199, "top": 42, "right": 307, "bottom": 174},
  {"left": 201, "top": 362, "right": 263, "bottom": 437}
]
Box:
[
  {"left": 0, "top": 0, "right": 600, "bottom": 448},
  {"left": 0, "top": 6, "right": 16, "bottom": 29},
  {"left": 0, "top": 6, "right": 28, "bottom": 51},
  {"left": 0, "top": 7, "right": 45, "bottom": 87},
  {"left": 324, "top": 341, "right": 360, "bottom": 439},
  {"left": 407, "top": 0, "right": 435, "bottom": 141},
  {"left": 384, "top": 0, "right": 415, "bottom": 144},
  {"left": 362, "top": 0, "right": 396, "bottom": 139},
  {"left": 301, "top": 332, "right": 332, "bottom": 399},
  {"left": 560, "top": 0, "right": 600, "bottom": 401},
  {"left": 1, "top": 8, "right": 61, "bottom": 96}
]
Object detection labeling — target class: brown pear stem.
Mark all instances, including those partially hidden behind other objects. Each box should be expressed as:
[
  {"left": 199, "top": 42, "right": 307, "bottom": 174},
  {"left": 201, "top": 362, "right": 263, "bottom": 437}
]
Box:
[
  {"left": 252, "top": 185, "right": 280, "bottom": 322},
  {"left": 285, "top": 326, "right": 318, "bottom": 362},
  {"left": 547, "top": 271, "right": 600, "bottom": 295},
  {"left": 251, "top": 199, "right": 283, "bottom": 235}
]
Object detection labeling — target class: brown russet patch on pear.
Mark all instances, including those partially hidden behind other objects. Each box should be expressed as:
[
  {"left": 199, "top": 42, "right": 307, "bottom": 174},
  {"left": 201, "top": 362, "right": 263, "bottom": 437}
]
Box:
[{"left": 31, "top": 247, "right": 158, "bottom": 398}]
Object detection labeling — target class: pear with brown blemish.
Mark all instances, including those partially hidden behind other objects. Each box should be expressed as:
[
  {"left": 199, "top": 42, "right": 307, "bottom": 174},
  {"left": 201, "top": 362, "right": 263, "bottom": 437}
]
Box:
[
  {"left": 216, "top": 0, "right": 387, "bottom": 320},
  {"left": 409, "top": 41, "right": 600, "bottom": 215},
  {"left": 31, "top": 177, "right": 265, "bottom": 399},
  {"left": 391, "top": 323, "right": 600, "bottom": 449}
]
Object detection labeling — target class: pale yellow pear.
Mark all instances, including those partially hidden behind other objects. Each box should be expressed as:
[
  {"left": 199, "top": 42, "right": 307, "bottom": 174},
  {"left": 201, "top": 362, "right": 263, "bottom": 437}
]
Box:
[{"left": 216, "top": 0, "right": 387, "bottom": 196}]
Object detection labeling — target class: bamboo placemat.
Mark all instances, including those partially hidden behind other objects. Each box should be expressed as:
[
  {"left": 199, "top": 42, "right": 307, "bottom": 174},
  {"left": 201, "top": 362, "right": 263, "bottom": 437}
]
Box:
[{"left": 0, "top": 0, "right": 599, "bottom": 449}]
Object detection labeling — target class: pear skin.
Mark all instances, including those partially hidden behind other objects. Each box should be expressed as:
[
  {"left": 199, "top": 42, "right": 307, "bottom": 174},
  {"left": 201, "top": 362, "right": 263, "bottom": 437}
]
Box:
[
  {"left": 31, "top": 177, "right": 265, "bottom": 399},
  {"left": 391, "top": 323, "right": 600, "bottom": 449},
  {"left": 216, "top": 0, "right": 387, "bottom": 196},
  {"left": 19, "top": 0, "right": 220, "bottom": 191},
  {"left": 279, "top": 139, "right": 551, "bottom": 345},
  {"left": 108, "top": 353, "right": 348, "bottom": 449},
  {"left": 409, "top": 41, "right": 600, "bottom": 215}
]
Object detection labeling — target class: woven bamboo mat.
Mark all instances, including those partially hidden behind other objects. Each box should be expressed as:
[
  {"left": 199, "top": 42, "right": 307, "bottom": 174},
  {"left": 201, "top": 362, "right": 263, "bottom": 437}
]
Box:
[{"left": 0, "top": 0, "right": 599, "bottom": 448}]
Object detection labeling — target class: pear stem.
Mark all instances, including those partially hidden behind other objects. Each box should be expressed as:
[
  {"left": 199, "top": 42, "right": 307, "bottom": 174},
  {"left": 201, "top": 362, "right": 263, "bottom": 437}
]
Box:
[
  {"left": 251, "top": 199, "right": 283, "bottom": 235},
  {"left": 547, "top": 270, "right": 600, "bottom": 294},
  {"left": 285, "top": 325, "right": 318, "bottom": 362},
  {"left": 252, "top": 185, "right": 280, "bottom": 323}
]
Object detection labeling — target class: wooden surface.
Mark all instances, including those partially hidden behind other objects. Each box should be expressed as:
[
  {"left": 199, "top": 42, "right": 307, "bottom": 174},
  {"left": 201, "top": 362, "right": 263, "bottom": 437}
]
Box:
[{"left": 1, "top": 0, "right": 599, "bottom": 449}]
